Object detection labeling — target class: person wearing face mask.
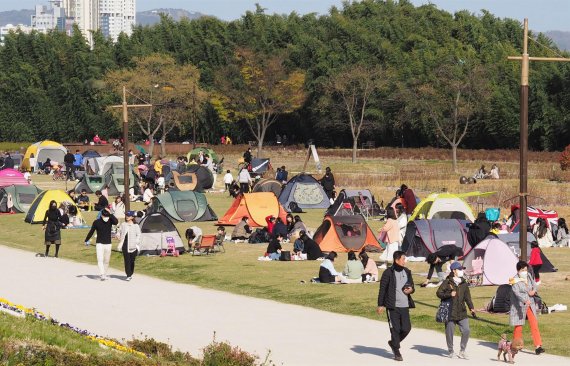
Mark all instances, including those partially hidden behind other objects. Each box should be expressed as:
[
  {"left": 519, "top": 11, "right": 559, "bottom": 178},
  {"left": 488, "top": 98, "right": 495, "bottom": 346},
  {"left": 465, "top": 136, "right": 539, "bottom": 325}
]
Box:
[
  {"left": 436, "top": 262, "right": 475, "bottom": 359},
  {"left": 117, "top": 211, "right": 142, "bottom": 281},
  {"left": 510, "top": 261, "right": 545, "bottom": 355},
  {"left": 42, "top": 200, "right": 64, "bottom": 258},
  {"left": 84, "top": 208, "right": 118, "bottom": 281}
]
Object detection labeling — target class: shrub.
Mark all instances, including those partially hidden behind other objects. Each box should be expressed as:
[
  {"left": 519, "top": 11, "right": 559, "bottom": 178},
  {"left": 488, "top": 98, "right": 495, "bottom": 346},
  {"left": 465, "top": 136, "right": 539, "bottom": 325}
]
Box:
[
  {"left": 560, "top": 144, "right": 570, "bottom": 171},
  {"left": 202, "top": 340, "right": 257, "bottom": 366},
  {"left": 127, "top": 337, "right": 198, "bottom": 364}
]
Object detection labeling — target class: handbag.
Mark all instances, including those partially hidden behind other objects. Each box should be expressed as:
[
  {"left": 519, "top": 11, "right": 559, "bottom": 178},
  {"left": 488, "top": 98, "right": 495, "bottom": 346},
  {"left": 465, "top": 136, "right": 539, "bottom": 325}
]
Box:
[
  {"left": 436, "top": 299, "right": 452, "bottom": 323},
  {"left": 279, "top": 251, "right": 291, "bottom": 261}
]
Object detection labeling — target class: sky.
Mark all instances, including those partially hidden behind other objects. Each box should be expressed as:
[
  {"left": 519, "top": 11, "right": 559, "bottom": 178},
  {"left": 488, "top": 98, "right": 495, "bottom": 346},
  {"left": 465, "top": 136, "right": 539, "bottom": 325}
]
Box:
[{"left": 1, "top": 0, "right": 569, "bottom": 32}]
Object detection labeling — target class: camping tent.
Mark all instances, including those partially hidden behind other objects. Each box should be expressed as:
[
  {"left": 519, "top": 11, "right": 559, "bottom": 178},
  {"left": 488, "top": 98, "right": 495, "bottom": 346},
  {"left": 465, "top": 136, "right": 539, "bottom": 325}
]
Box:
[
  {"left": 151, "top": 191, "right": 217, "bottom": 222},
  {"left": 138, "top": 212, "right": 185, "bottom": 256},
  {"left": 21, "top": 141, "right": 67, "bottom": 171},
  {"left": 401, "top": 219, "right": 471, "bottom": 258},
  {"left": 187, "top": 147, "right": 219, "bottom": 164},
  {"left": 0, "top": 184, "right": 42, "bottom": 213},
  {"left": 185, "top": 165, "right": 214, "bottom": 191},
  {"left": 86, "top": 156, "right": 123, "bottom": 175},
  {"left": 73, "top": 175, "right": 106, "bottom": 193},
  {"left": 279, "top": 174, "right": 330, "bottom": 212},
  {"left": 82, "top": 150, "right": 101, "bottom": 158},
  {"left": 102, "top": 163, "right": 138, "bottom": 196},
  {"left": 24, "top": 190, "right": 85, "bottom": 224},
  {"left": 0, "top": 169, "right": 29, "bottom": 188},
  {"left": 217, "top": 192, "right": 288, "bottom": 226},
  {"left": 326, "top": 189, "right": 381, "bottom": 216},
  {"left": 313, "top": 215, "right": 381, "bottom": 253},
  {"left": 496, "top": 232, "right": 556, "bottom": 272},
  {"left": 249, "top": 158, "right": 272, "bottom": 177},
  {"left": 463, "top": 237, "right": 520, "bottom": 286},
  {"left": 509, "top": 205, "right": 558, "bottom": 231},
  {"left": 252, "top": 179, "right": 282, "bottom": 197},
  {"left": 408, "top": 192, "right": 496, "bottom": 221},
  {"left": 164, "top": 171, "right": 199, "bottom": 191}
]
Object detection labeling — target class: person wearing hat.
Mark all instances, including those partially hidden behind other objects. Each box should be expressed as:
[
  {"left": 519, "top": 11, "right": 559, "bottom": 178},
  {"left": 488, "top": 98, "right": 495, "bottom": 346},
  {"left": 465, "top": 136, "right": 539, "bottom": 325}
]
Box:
[
  {"left": 117, "top": 211, "right": 141, "bottom": 281},
  {"left": 84, "top": 208, "right": 118, "bottom": 281},
  {"left": 436, "top": 261, "right": 475, "bottom": 359}
]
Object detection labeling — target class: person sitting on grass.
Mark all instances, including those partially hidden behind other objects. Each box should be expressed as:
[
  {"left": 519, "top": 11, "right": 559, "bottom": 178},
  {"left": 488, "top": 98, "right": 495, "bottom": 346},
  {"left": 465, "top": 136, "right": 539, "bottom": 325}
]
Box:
[
  {"left": 265, "top": 232, "right": 284, "bottom": 260},
  {"left": 231, "top": 216, "right": 252, "bottom": 241},
  {"left": 319, "top": 251, "right": 344, "bottom": 283},
  {"left": 360, "top": 251, "right": 379, "bottom": 282},
  {"left": 300, "top": 231, "right": 324, "bottom": 260},
  {"left": 272, "top": 217, "right": 288, "bottom": 240},
  {"left": 341, "top": 251, "right": 365, "bottom": 283},
  {"left": 93, "top": 190, "right": 109, "bottom": 212},
  {"left": 293, "top": 235, "right": 304, "bottom": 258},
  {"left": 76, "top": 189, "right": 90, "bottom": 211}
]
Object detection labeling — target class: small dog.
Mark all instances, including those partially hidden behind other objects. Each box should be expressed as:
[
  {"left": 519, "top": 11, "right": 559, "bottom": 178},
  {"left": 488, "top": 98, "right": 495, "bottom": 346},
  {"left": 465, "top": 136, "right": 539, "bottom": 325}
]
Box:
[{"left": 497, "top": 334, "right": 523, "bottom": 363}]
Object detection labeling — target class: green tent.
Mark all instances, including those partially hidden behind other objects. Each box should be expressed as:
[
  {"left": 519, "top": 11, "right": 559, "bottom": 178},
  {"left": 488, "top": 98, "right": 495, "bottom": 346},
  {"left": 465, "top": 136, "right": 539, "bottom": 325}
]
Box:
[
  {"left": 74, "top": 175, "right": 106, "bottom": 193},
  {"left": 151, "top": 190, "right": 217, "bottom": 222},
  {"left": 0, "top": 184, "right": 42, "bottom": 213},
  {"left": 187, "top": 147, "right": 219, "bottom": 164}
]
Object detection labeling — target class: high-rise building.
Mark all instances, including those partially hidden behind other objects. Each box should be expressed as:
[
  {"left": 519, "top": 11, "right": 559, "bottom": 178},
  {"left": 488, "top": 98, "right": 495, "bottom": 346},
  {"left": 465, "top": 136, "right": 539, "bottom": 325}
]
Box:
[
  {"left": 100, "top": 0, "right": 135, "bottom": 42},
  {"left": 74, "top": 0, "right": 99, "bottom": 46},
  {"left": 31, "top": 1, "right": 66, "bottom": 32}
]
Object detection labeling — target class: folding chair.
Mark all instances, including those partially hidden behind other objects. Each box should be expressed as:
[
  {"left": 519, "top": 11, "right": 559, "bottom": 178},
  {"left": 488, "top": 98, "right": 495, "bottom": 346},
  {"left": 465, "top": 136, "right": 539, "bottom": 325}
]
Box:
[
  {"left": 355, "top": 194, "right": 371, "bottom": 220},
  {"left": 192, "top": 235, "right": 216, "bottom": 256},
  {"left": 339, "top": 202, "right": 354, "bottom": 216}
]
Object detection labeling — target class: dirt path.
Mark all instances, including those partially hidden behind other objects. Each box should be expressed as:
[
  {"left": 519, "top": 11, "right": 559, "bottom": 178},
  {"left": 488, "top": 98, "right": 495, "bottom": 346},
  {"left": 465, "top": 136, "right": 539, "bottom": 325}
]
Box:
[{"left": 0, "top": 245, "right": 567, "bottom": 365}]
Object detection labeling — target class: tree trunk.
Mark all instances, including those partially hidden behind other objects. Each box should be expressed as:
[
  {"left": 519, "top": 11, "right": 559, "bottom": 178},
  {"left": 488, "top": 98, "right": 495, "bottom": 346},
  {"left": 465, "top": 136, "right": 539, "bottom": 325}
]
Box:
[
  {"left": 452, "top": 144, "right": 458, "bottom": 173},
  {"left": 148, "top": 135, "right": 155, "bottom": 159},
  {"left": 352, "top": 138, "right": 358, "bottom": 163},
  {"left": 160, "top": 135, "right": 166, "bottom": 157},
  {"left": 257, "top": 125, "right": 266, "bottom": 157}
]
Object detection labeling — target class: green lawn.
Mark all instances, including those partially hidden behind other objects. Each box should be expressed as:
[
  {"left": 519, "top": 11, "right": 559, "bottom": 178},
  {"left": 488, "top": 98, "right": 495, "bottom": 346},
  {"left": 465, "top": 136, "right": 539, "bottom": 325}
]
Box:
[{"left": 2, "top": 161, "right": 570, "bottom": 357}]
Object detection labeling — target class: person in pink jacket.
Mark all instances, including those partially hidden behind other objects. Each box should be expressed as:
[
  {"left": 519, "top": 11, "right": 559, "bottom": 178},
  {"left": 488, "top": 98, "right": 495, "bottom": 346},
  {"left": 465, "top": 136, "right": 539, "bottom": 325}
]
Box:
[
  {"left": 359, "top": 251, "right": 379, "bottom": 282},
  {"left": 379, "top": 207, "right": 401, "bottom": 268}
]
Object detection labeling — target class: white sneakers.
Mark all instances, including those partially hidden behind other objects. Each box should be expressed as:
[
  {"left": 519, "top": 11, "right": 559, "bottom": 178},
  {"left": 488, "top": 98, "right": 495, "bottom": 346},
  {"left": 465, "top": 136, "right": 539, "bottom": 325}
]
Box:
[
  {"left": 126, "top": 276, "right": 132, "bottom": 281},
  {"left": 426, "top": 282, "right": 442, "bottom": 288},
  {"left": 458, "top": 351, "right": 468, "bottom": 359}
]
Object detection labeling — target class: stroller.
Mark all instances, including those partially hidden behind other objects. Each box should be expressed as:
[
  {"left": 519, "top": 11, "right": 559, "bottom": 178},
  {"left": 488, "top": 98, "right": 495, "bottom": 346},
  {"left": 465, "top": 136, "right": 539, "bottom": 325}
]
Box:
[{"left": 160, "top": 236, "right": 180, "bottom": 257}]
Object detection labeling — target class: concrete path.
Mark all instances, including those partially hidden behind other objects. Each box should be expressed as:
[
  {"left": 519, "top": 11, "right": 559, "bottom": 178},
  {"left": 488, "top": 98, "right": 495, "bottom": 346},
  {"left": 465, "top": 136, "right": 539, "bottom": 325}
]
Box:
[{"left": 0, "top": 245, "right": 567, "bottom": 365}]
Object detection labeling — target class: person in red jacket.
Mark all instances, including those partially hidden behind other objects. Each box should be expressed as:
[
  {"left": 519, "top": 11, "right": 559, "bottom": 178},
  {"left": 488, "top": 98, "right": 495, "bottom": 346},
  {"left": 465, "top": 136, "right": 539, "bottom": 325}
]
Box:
[
  {"left": 265, "top": 215, "right": 276, "bottom": 234},
  {"left": 400, "top": 184, "right": 417, "bottom": 216},
  {"left": 528, "top": 241, "right": 543, "bottom": 285}
]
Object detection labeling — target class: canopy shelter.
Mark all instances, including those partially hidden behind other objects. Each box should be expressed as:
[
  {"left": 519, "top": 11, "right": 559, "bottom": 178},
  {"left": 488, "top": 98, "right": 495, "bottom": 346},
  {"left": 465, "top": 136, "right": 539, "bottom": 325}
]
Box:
[
  {"left": 21, "top": 140, "right": 67, "bottom": 171},
  {"left": 217, "top": 192, "right": 287, "bottom": 227},
  {"left": 401, "top": 219, "right": 471, "bottom": 258},
  {"left": 313, "top": 215, "right": 381, "bottom": 253},
  {"left": 150, "top": 191, "right": 217, "bottom": 222},
  {"left": 279, "top": 174, "right": 330, "bottom": 212},
  {"left": 187, "top": 147, "right": 219, "bottom": 164},
  {"left": 409, "top": 191, "right": 495, "bottom": 222},
  {"left": 24, "top": 190, "right": 85, "bottom": 224},
  {"left": 0, "top": 184, "right": 42, "bottom": 213},
  {"left": 0, "top": 169, "right": 29, "bottom": 188},
  {"left": 138, "top": 212, "right": 185, "bottom": 256},
  {"left": 252, "top": 178, "right": 283, "bottom": 197}
]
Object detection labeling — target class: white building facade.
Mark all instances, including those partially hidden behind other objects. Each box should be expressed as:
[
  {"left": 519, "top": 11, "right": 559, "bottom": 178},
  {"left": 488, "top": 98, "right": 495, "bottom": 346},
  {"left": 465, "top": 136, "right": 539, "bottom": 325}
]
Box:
[
  {"left": 99, "top": 0, "right": 135, "bottom": 42},
  {"left": 0, "top": 24, "right": 35, "bottom": 45}
]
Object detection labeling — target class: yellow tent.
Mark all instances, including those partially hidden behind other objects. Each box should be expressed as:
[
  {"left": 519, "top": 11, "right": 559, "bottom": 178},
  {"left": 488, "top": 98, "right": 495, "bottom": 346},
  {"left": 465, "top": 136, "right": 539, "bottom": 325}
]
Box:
[
  {"left": 409, "top": 191, "right": 496, "bottom": 222},
  {"left": 21, "top": 140, "right": 67, "bottom": 171},
  {"left": 24, "top": 190, "right": 85, "bottom": 224}
]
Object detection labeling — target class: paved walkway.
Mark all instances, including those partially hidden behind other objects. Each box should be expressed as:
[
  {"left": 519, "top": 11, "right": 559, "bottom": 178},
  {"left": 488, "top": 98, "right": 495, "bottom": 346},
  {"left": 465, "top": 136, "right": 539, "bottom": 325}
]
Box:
[{"left": 0, "top": 245, "right": 567, "bottom": 365}]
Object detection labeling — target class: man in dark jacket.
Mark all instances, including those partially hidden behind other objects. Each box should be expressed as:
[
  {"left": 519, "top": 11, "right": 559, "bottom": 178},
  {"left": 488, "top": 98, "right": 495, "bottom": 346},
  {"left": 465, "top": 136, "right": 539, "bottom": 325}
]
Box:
[
  {"left": 320, "top": 167, "right": 335, "bottom": 200},
  {"left": 94, "top": 190, "right": 109, "bottom": 211},
  {"left": 243, "top": 147, "right": 253, "bottom": 165},
  {"left": 64, "top": 151, "right": 75, "bottom": 180},
  {"left": 3, "top": 153, "right": 14, "bottom": 169},
  {"left": 300, "top": 231, "right": 323, "bottom": 260},
  {"left": 467, "top": 212, "right": 491, "bottom": 247},
  {"left": 421, "top": 245, "right": 464, "bottom": 287},
  {"left": 84, "top": 209, "right": 118, "bottom": 280},
  {"left": 377, "top": 251, "right": 415, "bottom": 361}
]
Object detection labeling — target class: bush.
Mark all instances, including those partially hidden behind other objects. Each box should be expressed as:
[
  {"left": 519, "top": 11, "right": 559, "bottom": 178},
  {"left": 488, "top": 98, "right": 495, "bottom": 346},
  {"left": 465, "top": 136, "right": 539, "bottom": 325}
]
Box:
[
  {"left": 560, "top": 144, "right": 570, "bottom": 171},
  {"left": 127, "top": 337, "right": 198, "bottom": 364},
  {"left": 202, "top": 340, "right": 257, "bottom": 366}
]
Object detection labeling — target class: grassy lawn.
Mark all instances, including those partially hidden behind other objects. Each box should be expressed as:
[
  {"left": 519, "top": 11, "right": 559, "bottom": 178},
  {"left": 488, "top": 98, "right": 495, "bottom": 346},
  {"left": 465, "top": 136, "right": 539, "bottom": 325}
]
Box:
[{"left": 2, "top": 148, "right": 570, "bottom": 356}]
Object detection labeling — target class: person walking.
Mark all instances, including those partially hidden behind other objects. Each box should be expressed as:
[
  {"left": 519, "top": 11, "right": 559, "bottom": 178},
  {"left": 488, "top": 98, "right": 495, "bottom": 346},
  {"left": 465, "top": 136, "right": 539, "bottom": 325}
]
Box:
[
  {"left": 64, "top": 150, "right": 75, "bottom": 181},
  {"left": 238, "top": 165, "right": 252, "bottom": 194},
  {"left": 84, "top": 209, "right": 118, "bottom": 281},
  {"left": 117, "top": 211, "right": 141, "bottom": 281},
  {"left": 377, "top": 251, "right": 415, "bottom": 362},
  {"left": 436, "top": 261, "right": 475, "bottom": 359},
  {"left": 42, "top": 200, "right": 64, "bottom": 258},
  {"left": 319, "top": 167, "right": 336, "bottom": 201},
  {"left": 510, "top": 261, "right": 545, "bottom": 355}
]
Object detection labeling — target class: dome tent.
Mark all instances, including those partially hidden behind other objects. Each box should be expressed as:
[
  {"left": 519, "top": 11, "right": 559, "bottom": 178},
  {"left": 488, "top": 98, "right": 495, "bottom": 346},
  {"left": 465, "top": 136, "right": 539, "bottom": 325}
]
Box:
[
  {"left": 138, "top": 212, "right": 185, "bottom": 256},
  {"left": 0, "top": 184, "right": 42, "bottom": 213},
  {"left": 252, "top": 178, "right": 282, "bottom": 197},
  {"left": 21, "top": 140, "right": 67, "bottom": 171},
  {"left": 187, "top": 147, "right": 219, "bottom": 164},
  {"left": 150, "top": 191, "right": 217, "bottom": 222},
  {"left": 279, "top": 174, "right": 330, "bottom": 212},
  {"left": 217, "top": 192, "right": 287, "bottom": 227},
  {"left": 313, "top": 215, "right": 381, "bottom": 253},
  {"left": 24, "top": 190, "right": 85, "bottom": 224}
]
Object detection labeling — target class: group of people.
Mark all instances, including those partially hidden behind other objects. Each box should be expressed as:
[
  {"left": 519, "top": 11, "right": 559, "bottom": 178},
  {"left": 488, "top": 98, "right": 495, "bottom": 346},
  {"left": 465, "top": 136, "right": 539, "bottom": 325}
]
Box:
[
  {"left": 318, "top": 250, "right": 378, "bottom": 283},
  {"left": 474, "top": 164, "right": 500, "bottom": 180}
]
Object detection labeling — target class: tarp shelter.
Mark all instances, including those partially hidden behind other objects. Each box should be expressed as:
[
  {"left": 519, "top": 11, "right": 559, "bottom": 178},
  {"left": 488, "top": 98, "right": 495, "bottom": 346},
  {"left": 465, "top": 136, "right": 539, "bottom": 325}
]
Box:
[
  {"left": 21, "top": 141, "right": 67, "bottom": 171},
  {"left": 401, "top": 219, "right": 471, "bottom": 258},
  {"left": 509, "top": 205, "right": 558, "bottom": 231},
  {"left": 187, "top": 147, "right": 219, "bottom": 164},
  {"left": 313, "top": 215, "right": 381, "bottom": 253},
  {"left": 82, "top": 150, "right": 101, "bottom": 159},
  {"left": 326, "top": 189, "right": 381, "bottom": 216},
  {"left": 217, "top": 192, "right": 288, "bottom": 226},
  {"left": 186, "top": 165, "right": 214, "bottom": 191},
  {"left": 0, "top": 169, "right": 29, "bottom": 188},
  {"left": 165, "top": 171, "right": 199, "bottom": 191},
  {"left": 279, "top": 174, "right": 330, "bottom": 212},
  {"left": 24, "top": 190, "right": 85, "bottom": 224},
  {"left": 0, "top": 184, "right": 41, "bottom": 213},
  {"left": 252, "top": 178, "right": 282, "bottom": 197},
  {"left": 74, "top": 175, "right": 106, "bottom": 193},
  {"left": 409, "top": 192, "right": 495, "bottom": 222},
  {"left": 138, "top": 212, "right": 185, "bottom": 256},
  {"left": 151, "top": 191, "right": 217, "bottom": 222}
]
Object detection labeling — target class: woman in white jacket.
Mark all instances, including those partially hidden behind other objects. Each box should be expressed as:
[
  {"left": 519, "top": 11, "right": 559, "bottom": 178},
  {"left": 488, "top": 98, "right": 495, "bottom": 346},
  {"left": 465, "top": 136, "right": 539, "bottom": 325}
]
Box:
[{"left": 117, "top": 211, "right": 141, "bottom": 281}]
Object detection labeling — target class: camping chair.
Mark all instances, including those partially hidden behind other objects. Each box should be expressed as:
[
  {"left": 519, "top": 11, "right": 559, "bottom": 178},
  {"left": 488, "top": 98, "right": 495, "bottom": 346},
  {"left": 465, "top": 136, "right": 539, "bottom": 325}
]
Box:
[
  {"left": 465, "top": 257, "right": 484, "bottom": 287},
  {"left": 355, "top": 194, "right": 372, "bottom": 220},
  {"left": 339, "top": 202, "right": 354, "bottom": 216},
  {"left": 192, "top": 235, "right": 216, "bottom": 256}
]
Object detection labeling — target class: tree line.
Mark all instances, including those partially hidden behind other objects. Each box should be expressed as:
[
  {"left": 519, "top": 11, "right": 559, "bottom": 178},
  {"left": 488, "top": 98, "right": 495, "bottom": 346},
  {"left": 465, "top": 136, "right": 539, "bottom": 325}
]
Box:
[{"left": 0, "top": 0, "right": 569, "bottom": 158}]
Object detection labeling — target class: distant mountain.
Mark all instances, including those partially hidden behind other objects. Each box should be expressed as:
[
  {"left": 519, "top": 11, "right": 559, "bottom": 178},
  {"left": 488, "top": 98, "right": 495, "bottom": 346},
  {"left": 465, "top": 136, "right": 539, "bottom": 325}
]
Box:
[
  {"left": 544, "top": 31, "right": 570, "bottom": 52},
  {"left": 0, "top": 9, "right": 34, "bottom": 27},
  {"left": 136, "top": 8, "right": 204, "bottom": 26},
  {"left": 0, "top": 8, "right": 203, "bottom": 28}
]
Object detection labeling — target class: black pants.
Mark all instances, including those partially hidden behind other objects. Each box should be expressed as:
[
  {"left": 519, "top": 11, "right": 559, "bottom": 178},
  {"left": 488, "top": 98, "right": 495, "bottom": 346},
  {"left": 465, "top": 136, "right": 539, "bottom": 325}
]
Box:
[
  {"left": 387, "top": 307, "right": 412, "bottom": 352},
  {"left": 122, "top": 245, "right": 138, "bottom": 277},
  {"left": 240, "top": 183, "right": 249, "bottom": 194},
  {"left": 225, "top": 183, "right": 231, "bottom": 191},
  {"left": 532, "top": 264, "right": 542, "bottom": 281},
  {"left": 66, "top": 163, "right": 75, "bottom": 180}
]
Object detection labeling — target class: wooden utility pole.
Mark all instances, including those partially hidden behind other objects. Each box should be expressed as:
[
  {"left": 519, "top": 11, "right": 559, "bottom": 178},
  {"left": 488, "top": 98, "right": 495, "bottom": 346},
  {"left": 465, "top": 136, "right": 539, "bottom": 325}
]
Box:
[
  {"left": 508, "top": 19, "right": 570, "bottom": 261},
  {"left": 112, "top": 86, "right": 153, "bottom": 212}
]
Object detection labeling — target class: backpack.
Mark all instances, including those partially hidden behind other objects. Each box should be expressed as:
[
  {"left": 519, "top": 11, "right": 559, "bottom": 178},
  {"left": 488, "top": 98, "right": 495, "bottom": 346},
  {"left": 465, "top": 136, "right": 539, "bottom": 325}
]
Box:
[
  {"left": 289, "top": 201, "right": 302, "bottom": 213},
  {"left": 279, "top": 251, "right": 291, "bottom": 261},
  {"left": 488, "top": 284, "right": 512, "bottom": 313}
]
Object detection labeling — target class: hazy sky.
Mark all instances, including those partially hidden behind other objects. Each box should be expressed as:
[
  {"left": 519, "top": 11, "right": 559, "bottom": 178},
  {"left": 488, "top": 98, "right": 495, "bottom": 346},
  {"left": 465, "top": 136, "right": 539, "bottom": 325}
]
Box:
[{"left": 1, "top": 0, "right": 569, "bottom": 31}]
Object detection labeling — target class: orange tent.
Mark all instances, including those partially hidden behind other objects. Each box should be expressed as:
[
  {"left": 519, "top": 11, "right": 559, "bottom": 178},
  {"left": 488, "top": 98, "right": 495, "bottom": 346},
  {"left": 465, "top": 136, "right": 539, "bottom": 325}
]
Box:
[
  {"left": 217, "top": 192, "right": 288, "bottom": 227},
  {"left": 313, "top": 215, "right": 381, "bottom": 253}
]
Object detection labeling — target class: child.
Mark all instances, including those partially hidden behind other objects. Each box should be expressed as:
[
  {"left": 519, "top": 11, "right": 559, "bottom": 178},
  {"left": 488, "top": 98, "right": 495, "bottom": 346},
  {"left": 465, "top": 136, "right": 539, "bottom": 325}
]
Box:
[
  {"left": 528, "top": 240, "right": 543, "bottom": 285},
  {"left": 215, "top": 226, "right": 226, "bottom": 251},
  {"left": 156, "top": 174, "right": 165, "bottom": 194},
  {"left": 223, "top": 170, "right": 233, "bottom": 192}
]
